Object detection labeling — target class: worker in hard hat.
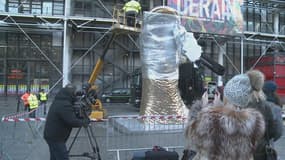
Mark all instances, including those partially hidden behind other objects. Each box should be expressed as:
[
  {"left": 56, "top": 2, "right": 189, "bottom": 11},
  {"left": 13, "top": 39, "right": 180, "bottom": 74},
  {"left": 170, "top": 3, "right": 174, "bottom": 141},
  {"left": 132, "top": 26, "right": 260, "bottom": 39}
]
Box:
[
  {"left": 27, "top": 91, "right": 39, "bottom": 118},
  {"left": 39, "top": 89, "right": 48, "bottom": 115},
  {"left": 123, "top": 0, "right": 141, "bottom": 27}
]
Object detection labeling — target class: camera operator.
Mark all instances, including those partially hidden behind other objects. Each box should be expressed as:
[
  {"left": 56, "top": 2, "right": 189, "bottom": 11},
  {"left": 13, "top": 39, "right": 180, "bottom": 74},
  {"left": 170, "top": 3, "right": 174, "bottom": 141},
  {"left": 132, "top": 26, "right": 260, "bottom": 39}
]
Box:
[{"left": 43, "top": 84, "right": 90, "bottom": 160}]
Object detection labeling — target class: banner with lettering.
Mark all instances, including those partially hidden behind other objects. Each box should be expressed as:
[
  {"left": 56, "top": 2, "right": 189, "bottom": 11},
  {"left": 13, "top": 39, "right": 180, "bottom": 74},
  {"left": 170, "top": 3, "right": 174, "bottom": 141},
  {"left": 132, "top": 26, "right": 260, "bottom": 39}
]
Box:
[{"left": 167, "top": 0, "right": 244, "bottom": 35}]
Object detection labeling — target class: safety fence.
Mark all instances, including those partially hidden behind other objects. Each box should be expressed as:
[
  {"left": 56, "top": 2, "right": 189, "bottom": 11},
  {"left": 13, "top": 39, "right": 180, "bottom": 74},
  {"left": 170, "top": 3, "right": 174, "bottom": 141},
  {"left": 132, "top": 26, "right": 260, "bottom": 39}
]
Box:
[
  {"left": 1, "top": 111, "right": 188, "bottom": 160},
  {"left": 0, "top": 117, "right": 45, "bottom": 160},
  {"left": 0, "top": 102, "right": 47, "bottom": 160},
  {"left": 106, "top": 115, "right": 188, "bottom": 160},
  {"left": 0, "top": 117, "right": 108, "bottom": 160}
]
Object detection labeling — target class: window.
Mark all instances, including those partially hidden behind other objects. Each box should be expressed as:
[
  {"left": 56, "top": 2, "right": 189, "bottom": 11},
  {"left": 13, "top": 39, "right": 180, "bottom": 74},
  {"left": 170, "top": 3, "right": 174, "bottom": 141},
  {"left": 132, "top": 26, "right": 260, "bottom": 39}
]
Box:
[
  {"left": 0, "top": 0, "right": 5, "bottom": 12},
  {"left": 255, "top": 9, "right": 261, "bottom": 32},
  {"left": 42, "top": 1, "right": 52, "bottom": 15},
  {"left": 41, "top": 35, "right": 51, "bottom": 47},
  {"left": 52, "top": 32, "right": 62, "bottom": 47},
  {"left": 53, "top": 0, "right": 64, "bottom": 15},
  {"left": 246, "top": 8, "right": 254, "bottom": 32},
  {"left": 260, "top": 9, "right": 273, "bottom": 33},
  {"left": 0, "top": 32, "right": 6, "bottom": 45},
  {"left": 0, "top": 47, "right": 5, "bottom": 59},
  {"left": 7, "top": 33, "right": 18, "bottom": 46},
  {"left": 73, "top": 0, "right": 92, "bottom": 16},
  {"left": 8, "top": 0, "right": 19, "bottom": 13},
  {"left": 31, "top": 0, "right": 42, "bottom": 14},
  {"left": 7, "top": 46, "right": 18, "bottom": 58},
  {"left": 279, "top": 13, "right": 285, "bottom": 34},
  {"left": 19, "top": 0, "right": 31, "bottom": 14}
]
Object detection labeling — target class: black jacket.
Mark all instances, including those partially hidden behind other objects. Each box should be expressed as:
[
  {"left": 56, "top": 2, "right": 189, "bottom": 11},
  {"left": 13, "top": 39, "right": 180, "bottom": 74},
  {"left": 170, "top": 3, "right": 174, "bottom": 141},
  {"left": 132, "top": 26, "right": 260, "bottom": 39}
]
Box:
[
  {"left": 248, "top": 100, "right": 283, "bottom": 160},
  {"left": 44, "top": 87, "right": 89, "bottom": 142}
]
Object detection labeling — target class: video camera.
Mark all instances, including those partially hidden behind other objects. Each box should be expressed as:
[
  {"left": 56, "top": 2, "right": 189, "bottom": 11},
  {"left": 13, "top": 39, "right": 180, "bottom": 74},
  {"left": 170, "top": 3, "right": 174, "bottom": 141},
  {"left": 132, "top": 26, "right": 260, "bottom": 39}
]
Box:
[{"left": 73, "top": 86, "right": 97, "bottom": 119}]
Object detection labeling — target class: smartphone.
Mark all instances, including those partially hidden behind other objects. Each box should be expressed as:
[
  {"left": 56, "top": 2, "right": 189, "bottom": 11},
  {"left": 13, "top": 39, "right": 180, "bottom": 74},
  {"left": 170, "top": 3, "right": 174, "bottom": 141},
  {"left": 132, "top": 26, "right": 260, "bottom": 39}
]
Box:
[{"left": 207, "top": 81, "right": 217, "bottom": 100}]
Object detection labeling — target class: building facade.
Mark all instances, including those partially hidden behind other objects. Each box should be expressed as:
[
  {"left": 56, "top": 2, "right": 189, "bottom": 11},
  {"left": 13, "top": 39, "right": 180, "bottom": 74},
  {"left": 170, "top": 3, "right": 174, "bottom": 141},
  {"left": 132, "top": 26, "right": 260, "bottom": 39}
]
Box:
[{"left": 0, "top": 0, "right": 284, "bottom": 97}]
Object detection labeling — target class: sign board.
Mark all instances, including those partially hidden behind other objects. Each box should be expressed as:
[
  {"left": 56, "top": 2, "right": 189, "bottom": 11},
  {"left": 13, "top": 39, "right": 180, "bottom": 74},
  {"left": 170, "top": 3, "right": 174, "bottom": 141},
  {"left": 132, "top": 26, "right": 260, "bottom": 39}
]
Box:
[
  {"left": 167, "top": 0, "right": 244, "bottom": 35},
  {"left": 8, "top": 69, "right": 24, "bottom": 79}
]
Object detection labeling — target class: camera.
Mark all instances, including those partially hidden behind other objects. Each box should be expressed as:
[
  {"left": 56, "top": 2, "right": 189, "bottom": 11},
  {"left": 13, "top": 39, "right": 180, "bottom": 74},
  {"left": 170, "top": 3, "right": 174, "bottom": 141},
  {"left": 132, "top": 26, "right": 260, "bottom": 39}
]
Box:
[
  {"left": 207, "top": 81, "right": 217, "bottom": 100},
  {"left": 73, "top": 88, "right": 97, "bottom": 119}
]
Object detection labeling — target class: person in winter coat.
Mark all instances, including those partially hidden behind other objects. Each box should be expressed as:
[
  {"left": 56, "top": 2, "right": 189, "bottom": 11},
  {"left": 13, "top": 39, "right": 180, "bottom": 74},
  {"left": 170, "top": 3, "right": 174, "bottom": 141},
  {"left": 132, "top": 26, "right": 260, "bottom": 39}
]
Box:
[
  {"left": 248, "top": 80, "right": 283, "bottom": 160},
  {"left": 185, "top": 70, "right": 266, "bottom": 160},
  {"left": 263, "top": 80, "right": 282, "bottom": 106},
  {"left": 43, "top": 84, "right": 90, "bottom": 160}
]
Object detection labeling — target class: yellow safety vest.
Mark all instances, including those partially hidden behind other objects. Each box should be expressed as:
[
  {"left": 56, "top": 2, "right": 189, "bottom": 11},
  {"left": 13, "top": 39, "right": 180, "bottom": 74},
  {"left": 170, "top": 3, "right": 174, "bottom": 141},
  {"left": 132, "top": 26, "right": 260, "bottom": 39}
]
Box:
[
  {"left": 123, "top": 1, "right": 141, "bottom": 13},
  {"left": 39, "top": 92, "right": 47, "bottom": 101},
  {"left": 28, "top": 94, "right": 39, "bottom": 109}
]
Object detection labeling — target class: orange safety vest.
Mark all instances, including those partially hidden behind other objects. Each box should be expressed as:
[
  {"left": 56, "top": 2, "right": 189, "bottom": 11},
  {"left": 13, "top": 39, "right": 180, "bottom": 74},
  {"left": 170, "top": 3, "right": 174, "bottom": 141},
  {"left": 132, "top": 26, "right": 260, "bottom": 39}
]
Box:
[{"left": 21, "top": 93, "right": 30, "bottom": 105}]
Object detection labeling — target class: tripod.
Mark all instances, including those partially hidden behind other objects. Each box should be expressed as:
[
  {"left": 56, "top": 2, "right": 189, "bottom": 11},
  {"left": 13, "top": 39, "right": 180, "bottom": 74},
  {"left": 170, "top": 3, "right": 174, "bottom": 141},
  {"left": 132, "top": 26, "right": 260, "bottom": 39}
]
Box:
[{"left": 68, "top": 124, "right": 101, "bottom": 160}]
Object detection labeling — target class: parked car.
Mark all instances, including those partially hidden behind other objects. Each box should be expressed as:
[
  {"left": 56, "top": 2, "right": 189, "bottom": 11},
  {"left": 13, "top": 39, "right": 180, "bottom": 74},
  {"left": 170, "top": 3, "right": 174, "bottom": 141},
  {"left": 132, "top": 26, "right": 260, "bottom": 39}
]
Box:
[{"left": 101, "top": 88, "right": 131, "bottom": 103}]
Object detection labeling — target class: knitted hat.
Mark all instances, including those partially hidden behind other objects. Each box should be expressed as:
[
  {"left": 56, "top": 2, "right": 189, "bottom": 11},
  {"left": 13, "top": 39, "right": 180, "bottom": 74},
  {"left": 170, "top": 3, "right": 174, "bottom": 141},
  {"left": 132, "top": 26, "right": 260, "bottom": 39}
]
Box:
[
  {"left": 224, "top": 70, "right": 264, "bottom": 107},
  {"left": 263, "top": 80, "right": 277, "bottom": 92}
]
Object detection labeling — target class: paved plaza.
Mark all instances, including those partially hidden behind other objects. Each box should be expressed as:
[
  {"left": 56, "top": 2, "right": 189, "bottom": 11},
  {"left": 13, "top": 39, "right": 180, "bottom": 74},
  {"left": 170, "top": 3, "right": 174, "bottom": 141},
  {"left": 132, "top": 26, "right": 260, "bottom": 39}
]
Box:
[{"left": 0, "top": 96, "right": 285, "bottom": 160}]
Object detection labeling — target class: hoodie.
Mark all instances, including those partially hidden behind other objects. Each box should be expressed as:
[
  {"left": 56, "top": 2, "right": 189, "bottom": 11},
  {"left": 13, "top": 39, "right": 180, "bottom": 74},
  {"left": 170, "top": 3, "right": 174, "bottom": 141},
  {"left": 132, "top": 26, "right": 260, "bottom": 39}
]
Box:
[{"left": 44, "top": 87, "right": 89, "bottom": 142}]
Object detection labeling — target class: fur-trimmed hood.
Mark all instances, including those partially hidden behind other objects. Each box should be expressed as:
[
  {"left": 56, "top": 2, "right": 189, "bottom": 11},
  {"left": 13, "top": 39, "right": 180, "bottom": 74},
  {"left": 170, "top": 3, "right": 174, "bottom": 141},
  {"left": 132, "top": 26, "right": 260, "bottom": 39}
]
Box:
[{"left": 186, "top": 102, "right": 265, "bottom": 160}]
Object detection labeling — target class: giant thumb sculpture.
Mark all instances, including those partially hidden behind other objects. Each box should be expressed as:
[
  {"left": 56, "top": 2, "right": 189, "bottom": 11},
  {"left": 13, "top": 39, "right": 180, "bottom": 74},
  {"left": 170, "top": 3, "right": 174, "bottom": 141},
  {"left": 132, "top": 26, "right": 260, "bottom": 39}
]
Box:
[{"left": 139, "top": 6, "right": 201, "bottom": 116}]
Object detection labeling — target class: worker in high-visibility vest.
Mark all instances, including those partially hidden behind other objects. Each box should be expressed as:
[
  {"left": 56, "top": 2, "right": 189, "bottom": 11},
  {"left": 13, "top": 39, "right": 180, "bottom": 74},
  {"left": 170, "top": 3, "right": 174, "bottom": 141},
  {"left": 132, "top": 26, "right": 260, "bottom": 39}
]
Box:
[
  {"left": 28, "top": 92, "right": 39, "bottom": 118},
  {"left": 39, "top": 89, "right": 48, "bottom": 115},
  {"left": 21, "top": 90, "right": 30, "bottom": 111},
  {"left": 123, "top": 0, "right": 141, "bottom": 27}
]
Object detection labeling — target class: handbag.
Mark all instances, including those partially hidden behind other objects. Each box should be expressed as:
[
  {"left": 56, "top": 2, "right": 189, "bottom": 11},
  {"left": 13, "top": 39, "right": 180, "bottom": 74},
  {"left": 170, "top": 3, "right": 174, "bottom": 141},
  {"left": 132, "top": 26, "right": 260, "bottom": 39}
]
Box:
[
  {"left": 265, "top": 128, "right": 277, "bottom": 160},
  {"left": 265, "top": 143, "right": 277, "bottom": 160},
  {"left": 181, "top": 149, "right": 196, "bottom": 160},
  {"left": 145, "top": 146, "right": 179, "bottom": 160}
]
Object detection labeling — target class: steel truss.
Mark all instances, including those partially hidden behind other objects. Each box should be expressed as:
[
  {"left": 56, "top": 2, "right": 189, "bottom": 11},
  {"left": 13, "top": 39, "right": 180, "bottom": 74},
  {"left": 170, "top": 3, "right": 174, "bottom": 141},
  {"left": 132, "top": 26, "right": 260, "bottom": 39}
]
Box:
[
  {"left": 0, "top": 0, "right": 140, "bottom": 93},
  {"left": 0, "top": 0, "right": 285, "bottom": 92},
  {"left": 193, "top": 0, "right": 285, "bottom": 77}
]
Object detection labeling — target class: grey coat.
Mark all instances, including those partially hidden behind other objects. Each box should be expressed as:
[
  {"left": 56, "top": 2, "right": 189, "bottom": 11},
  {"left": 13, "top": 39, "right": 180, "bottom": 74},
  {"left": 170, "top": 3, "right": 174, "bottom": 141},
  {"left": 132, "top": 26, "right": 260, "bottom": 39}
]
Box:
[{"left": 247, "top": 100, "right": 283, "bottom": 160}]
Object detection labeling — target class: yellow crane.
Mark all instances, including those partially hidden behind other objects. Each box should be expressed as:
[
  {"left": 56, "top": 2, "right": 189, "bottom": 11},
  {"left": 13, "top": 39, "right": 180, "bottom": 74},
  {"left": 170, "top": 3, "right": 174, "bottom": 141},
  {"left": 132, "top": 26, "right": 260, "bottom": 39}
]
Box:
[
  {"left": 87, "top": 33, "right": 115, "bottom": 119},
  {"left": 87, "top": 7, "right": 141, "bottom": 119}
]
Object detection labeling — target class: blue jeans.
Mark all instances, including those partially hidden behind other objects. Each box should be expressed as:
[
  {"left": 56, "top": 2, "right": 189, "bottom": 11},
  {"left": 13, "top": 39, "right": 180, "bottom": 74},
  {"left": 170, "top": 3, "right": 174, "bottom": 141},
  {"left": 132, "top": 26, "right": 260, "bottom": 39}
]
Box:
[{"left": 46, "top": 140, "right": 69, "bottom": 160}]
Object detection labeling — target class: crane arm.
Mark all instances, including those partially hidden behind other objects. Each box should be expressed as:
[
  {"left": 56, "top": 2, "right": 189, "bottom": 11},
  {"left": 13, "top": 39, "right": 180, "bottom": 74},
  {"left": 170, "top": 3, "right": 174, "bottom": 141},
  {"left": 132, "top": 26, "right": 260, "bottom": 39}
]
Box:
[{"left": 88, "top": 33, "right": 116, "bottom": 85}]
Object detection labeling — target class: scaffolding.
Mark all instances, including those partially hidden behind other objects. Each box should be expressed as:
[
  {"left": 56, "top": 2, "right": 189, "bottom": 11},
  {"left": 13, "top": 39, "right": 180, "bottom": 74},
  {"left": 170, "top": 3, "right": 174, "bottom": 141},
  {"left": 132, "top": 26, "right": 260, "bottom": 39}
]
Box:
[
  {"left": 0, "top": 0, "right": 142, "bottom": 96},
  {"left": 0, "top": 0, "right": 285, "bottom": 96}
]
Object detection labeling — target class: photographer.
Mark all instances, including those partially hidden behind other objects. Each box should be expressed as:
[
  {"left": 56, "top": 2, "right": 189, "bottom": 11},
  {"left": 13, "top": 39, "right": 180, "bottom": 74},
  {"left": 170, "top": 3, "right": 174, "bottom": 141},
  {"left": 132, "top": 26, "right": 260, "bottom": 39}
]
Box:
[
  {"left": 43, "top": 84, "right": 90, "bottom": 160},
  {"left": 185, "top": 70, "right": 266, "bottom": 160}
]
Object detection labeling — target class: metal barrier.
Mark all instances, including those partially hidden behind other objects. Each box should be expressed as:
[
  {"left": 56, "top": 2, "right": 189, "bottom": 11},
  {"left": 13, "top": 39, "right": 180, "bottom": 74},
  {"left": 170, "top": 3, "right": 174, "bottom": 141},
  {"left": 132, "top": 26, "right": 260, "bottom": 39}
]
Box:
[
  {"left": 106, "top": 115, "right": 188, "bottom": 160},
  {"left": 0, "top": 117, "right": 109, "bottom": 160},
  {"left": 0, "top": 117, "right": 44, "bottom": 160},
  {"left": 1, "top": 106, "right": 188, "bottom": 160}
]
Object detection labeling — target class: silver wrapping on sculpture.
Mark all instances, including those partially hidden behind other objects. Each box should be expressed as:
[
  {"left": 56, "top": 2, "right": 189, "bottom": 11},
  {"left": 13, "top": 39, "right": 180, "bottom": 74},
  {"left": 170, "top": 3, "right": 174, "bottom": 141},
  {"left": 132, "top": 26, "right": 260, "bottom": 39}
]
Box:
[{"left": 139, "top": 10, "right": 186, "bottom": 116}]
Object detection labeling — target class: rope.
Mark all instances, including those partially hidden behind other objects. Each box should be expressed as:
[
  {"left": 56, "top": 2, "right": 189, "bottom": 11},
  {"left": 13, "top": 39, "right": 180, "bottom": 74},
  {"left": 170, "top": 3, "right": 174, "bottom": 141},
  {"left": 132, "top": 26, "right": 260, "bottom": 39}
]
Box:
[
  {"left": 2, "top": 109, "right": 36, "bottom": 119},
  {"left": 1, "top": 117, "right": 107, "bottom": 122}
]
